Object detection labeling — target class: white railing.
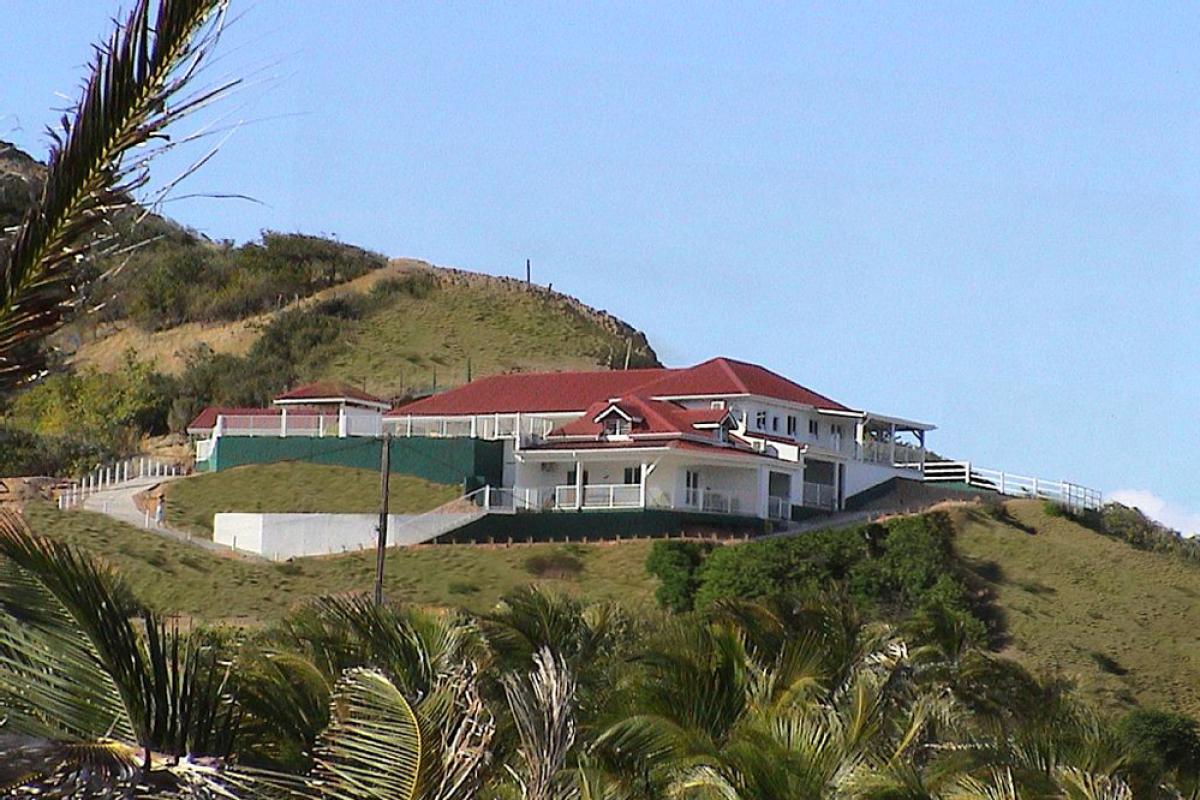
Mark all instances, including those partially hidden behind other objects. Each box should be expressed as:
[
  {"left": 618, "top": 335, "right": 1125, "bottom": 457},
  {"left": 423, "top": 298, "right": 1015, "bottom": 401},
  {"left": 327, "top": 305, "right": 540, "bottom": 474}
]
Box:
[
  {"left": 768, "top": 495, "right": 791, "bottom": 520},
  {"left": 384, "top": 487, "right": 491, "bottom": 544},
  {"left": 923, "top": 460, "right": 1103, "bottom": 511},
  {"left": 861, "top": 440, "right": 925, "bottom": 468},
  {"left": 801, "top": 482, "right": 837, "bottom": 511},
  {"left": 383, "top": 414, "right": 558, "bottom": 443},
  {"left": 549, "top": 483, "right": 641, "bottom": 510},
  {"left": 58, "top": 457, "right": 181, "bottom": 510}
]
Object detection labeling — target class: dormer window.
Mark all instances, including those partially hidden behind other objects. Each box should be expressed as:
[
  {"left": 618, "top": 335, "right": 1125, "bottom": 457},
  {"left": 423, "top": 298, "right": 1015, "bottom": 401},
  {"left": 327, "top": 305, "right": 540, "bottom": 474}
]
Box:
[{"left": 605, "top": 417, "right": 630, "bottom": 436}]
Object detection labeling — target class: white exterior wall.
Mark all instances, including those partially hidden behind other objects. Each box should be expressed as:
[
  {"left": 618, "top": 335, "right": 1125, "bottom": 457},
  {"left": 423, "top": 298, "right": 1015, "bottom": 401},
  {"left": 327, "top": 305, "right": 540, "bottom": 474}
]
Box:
[
  {"left": 842, "top": 461, "right": 922, "bottom": 500},
  {"left": 213, "top": 512, "right": 465, "bottom": 559}
]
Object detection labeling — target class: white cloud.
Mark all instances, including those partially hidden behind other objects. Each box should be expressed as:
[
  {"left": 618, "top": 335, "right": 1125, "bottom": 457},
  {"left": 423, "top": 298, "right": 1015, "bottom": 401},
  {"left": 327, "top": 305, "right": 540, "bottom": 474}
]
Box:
[{"left": 1108, "top": 489, "right": 1200, "bottom": 537}]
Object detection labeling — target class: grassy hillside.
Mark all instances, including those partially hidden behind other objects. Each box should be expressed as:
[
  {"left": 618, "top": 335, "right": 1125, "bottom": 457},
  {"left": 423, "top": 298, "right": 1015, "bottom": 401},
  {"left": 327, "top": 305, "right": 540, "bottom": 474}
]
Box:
[
  {"left": 66, "top": 260, "right": 660, "bottom": 397},
  {"left": 953, "top": 500, "right": 1200, "bottom": 716},
  {"left": 164, "top": 463, "right": 461, "bottom": 536},
  {"left": 21, "top": 502, "right": 657, "bottom": 623}
]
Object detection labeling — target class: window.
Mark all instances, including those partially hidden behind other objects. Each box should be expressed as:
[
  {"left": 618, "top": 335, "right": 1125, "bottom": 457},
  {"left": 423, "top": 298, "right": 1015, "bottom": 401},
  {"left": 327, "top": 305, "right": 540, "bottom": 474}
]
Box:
[
  {"left": 623, "top": 466, "right": 641, "bottom": 484},
  {"left": 566, "top": 468, "right": 589, "bottom": 485},
  {"left": 604, "top": 417, "right": 630, "bottom": 436},
  {"left": 831, "top": 424, "right": 844, "bottom": 437},
  {"left": 710, "top": 400, "right": 726, "bottom": 409},
  {"left": 786, "top": 415, "right": 797, "bottom": 436},
  {"left": 685, "top": 470, "right": 701, "bottom": 506},
  {"left": 755, "top": 411, "right": 768, "bottom": 430},
  {"left": 808, "top": 419, "right": 819, "bottom": 437},
  {"left": 772, "top": 416, "right": 780, "bottom": 432}
]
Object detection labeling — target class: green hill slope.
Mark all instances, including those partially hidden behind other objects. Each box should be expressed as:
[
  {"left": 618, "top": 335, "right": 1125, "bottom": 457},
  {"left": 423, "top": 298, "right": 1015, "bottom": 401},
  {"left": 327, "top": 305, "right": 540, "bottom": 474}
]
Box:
[
  {"left": 953, "top": 499, "right": 1200, "bottom": 716},
  {"left": 19, "top": 502, "right": 657, "bottom": 624},
  {"left": 164, "top": 463, "right": 461, "bottom": 536},
  {"left": 20, "top": 495, "right": 1200, "bottom": 718}
]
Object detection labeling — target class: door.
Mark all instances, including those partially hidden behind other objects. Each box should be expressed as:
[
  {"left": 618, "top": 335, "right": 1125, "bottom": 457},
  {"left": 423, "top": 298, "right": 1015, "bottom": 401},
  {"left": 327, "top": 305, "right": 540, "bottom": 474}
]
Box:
[{"left": 685, "top": 470, "right": 700, "bottom": 507}]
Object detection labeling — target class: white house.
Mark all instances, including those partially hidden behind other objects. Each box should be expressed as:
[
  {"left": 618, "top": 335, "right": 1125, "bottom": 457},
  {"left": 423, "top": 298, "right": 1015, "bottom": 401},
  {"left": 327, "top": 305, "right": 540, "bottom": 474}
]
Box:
[{"left": 380, "top": 357, "right": 934, "bottom": 521}]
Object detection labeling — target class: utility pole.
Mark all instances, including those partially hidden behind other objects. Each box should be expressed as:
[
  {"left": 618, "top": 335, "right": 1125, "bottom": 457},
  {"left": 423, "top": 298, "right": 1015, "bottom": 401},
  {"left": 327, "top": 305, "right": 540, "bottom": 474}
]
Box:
[
  {"left": 373, "top": 433, "right": 392, "bottom": 606},
  {"left": 525, "top": 258, "right": 531, "bottom": 284}
]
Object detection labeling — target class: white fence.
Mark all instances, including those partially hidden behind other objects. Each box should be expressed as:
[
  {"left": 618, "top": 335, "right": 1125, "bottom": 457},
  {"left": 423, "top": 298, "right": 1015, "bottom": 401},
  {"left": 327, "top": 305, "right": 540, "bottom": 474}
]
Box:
[
  {"left": 861, "top": 440, "right": 925, "bottom": 468},
  {"left": 801, "top": 481, "right": 837, "bottom": 511},
  {"left": 58, "top": 457, "right": 181, "bottom": 510},
  {"left": 383, "top": 414, "right": 558, "bottom": 444},
  {"left": 923, "top": 461, "right": 1103, "bottom": 511}
]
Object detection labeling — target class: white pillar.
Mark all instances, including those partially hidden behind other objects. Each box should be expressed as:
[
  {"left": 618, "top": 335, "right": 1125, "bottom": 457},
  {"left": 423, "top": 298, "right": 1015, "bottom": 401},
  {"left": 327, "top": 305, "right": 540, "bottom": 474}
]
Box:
[
  {"left": 889, "top": 422, "right": 897, "bottom": 466},
  {"left": 338, "top": 406, "right": 348, "bottom": 438},
  {"left": 280, "top": 408, "right": 288, "bottom": 437},
  {"left": 639, "top": 462, "right": 648, "bottom": 508},
  {"left": 757, "top": 467, "right": 770, "bottom": 520},
  {"left": 575, "top": 460, "right": 584, "bottom": 510}
]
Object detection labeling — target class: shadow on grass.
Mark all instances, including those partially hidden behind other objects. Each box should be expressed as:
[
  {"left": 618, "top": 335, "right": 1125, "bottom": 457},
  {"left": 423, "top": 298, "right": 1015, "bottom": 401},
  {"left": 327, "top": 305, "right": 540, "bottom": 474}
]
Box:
[{"left": 959, "top": 555, "right": 1011, "bottom": 650}]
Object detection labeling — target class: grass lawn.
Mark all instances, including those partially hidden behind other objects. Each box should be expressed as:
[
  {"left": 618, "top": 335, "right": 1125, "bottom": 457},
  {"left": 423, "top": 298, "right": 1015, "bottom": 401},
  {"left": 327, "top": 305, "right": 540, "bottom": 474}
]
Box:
[
  {"left": 953, "top": 499, "right": 1200, "bottom": 716},
  {"left": 21, "top": 502, "right": 657, "bottom": 624},
  {"left": 164, "top": 462, "right": 461, "bottom": 536}
]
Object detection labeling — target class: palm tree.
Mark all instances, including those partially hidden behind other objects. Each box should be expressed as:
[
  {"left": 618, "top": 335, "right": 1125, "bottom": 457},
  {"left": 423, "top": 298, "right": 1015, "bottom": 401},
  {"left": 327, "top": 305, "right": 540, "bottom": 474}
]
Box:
[
  {"left": 0, "top": 0, "right": 236, "bottom": 394},
  {"left": 0, "top": 509, "right": 254, "bottom": 796}
]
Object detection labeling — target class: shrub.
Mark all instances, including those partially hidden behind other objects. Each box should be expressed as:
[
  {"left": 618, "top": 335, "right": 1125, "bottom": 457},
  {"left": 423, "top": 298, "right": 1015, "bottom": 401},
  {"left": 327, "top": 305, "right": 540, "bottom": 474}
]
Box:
[
  {"left": 448, "top": 581, "right": 480, "bottom": 595},
  {"left": 1118, "top": 709, "right": 1200, "bottom": 781},
  {"left": 645, "top": 540, "right": 712, "bottom": 612},
  {"left": 524, "top": 551, "right": 584, "bottom": 579}
]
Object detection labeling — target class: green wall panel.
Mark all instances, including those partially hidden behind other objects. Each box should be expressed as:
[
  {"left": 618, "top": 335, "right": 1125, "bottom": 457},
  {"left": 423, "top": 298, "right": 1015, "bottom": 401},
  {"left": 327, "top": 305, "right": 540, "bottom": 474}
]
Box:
[{"left": 210, "top": 436, "right": 504, "bottom": 487}]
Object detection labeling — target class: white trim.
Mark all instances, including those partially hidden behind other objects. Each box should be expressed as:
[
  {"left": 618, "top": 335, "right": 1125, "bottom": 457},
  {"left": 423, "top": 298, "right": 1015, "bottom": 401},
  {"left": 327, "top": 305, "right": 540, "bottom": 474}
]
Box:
[
  {"left": 861, "top": 411, "right": 937, "bottom": 431},
  {"left": 274, "top": 396, "right": 390, "bottom": 411}
]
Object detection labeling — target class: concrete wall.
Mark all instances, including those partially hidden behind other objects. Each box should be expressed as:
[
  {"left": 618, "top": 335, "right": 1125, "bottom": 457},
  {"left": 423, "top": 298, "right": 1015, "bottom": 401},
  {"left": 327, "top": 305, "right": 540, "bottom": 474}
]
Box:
[
  {"left": 213, "top": 511, "right": 478, "bottom": 559},
  {"left": 843, "top": 460, "right": 919, "bottom": 499}
]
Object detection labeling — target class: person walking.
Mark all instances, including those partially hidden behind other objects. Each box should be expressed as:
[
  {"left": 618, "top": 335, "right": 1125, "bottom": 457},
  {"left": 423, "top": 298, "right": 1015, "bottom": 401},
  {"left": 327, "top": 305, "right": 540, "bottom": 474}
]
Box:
[{"left": 155, "top": 494, "right": 165, "bottom": 528}]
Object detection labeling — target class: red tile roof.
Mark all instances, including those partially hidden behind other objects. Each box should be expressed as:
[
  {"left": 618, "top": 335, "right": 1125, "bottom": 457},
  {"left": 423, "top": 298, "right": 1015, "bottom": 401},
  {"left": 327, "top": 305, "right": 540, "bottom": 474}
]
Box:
[
  {"left": 526, "top": 438, "right": 764, "bottom": 458},
  {"left": 552, "top": 396, "right": 732, "bottom": 438},
  {"left": 388, "top": 358, "right": 855, "bottom": 416},
  {"left": 636, "top": 357, "right": 853, "bottom": 411},
  {"left": 275, "top": 381, "right": 386, "bottom": 405},
  {"left": 387, "top": 368, "right": 674, "bottom": 416}
]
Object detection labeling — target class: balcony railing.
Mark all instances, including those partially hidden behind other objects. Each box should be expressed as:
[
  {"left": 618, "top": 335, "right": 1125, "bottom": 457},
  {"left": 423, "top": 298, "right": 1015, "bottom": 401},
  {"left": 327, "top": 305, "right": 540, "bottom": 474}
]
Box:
[
  {"left": 860, "top": 440, "right": 925, "bottom": 468},
  {"left": 801, "top": 481, "right": 836, "bottom": 510},
  {"left": 552, "top": 483, "right": 642, "bottom": 510}
]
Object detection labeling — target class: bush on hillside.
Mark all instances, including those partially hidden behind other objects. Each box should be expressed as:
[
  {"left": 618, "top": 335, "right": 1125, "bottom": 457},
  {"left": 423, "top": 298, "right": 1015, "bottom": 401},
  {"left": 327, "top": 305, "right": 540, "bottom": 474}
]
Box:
[
  {"left": 99, "top": 231, "right": 387, "bottom": 330},
  {"left": 645, "top": 540, "right": 713, "bottom": 611},
  {"left": 5, "top": 352, "right": 175, "bottom": 457},
  {"left": 690, "top": 513, "right": 977, "bottom": 629},
  {"left": 0, "top": 428, "right": 119, "bottom": 478},
  {"left": 1118, "top": 709, "right": 1200, "bottom": 789}
]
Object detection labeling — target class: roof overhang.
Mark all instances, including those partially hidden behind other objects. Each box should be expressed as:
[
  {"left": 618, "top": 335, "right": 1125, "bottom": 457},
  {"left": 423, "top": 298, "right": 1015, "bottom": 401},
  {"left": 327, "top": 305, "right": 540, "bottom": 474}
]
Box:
[
  {"left": 274, "top": 396, "right": 390, "bottom": 411},
  {"left": 862, "top": 411, "right": 936, "bottom": 432}
]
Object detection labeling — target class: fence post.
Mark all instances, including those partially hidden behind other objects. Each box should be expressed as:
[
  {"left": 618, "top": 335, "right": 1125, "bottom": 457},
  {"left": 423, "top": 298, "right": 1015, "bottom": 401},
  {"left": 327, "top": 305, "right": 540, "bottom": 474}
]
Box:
[
  {"left": 963, "top": 461, "right": 971, "bottom": 486},
  {"left": 999, "top": 472, "right": 1006, "bottom": 495},
  {"left": 484, "top": 484, "right": 491, "bottom": 511},
  {"left": 1032, "top": 477, "right": 1040, "bottom": 498}
]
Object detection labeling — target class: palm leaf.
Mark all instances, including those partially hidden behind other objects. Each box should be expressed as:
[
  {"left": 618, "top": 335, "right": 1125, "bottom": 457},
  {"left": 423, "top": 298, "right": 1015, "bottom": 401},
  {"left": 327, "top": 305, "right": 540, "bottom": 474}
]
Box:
[
  {"left": 0, "top": 0, "right": 234, "bottom": 392},
  {"left": 308, "top": 668, "right": 424, "bottom": 800}
]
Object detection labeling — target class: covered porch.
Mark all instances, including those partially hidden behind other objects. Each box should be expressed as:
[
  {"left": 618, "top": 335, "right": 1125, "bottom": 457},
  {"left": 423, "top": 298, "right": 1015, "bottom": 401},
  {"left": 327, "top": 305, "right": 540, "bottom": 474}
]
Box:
[
  {"left": 857, "top": 413, "right": 935, "bottom": 470},
  {"left": 511, "top": 446, "right": 810, "bottom": 521}
]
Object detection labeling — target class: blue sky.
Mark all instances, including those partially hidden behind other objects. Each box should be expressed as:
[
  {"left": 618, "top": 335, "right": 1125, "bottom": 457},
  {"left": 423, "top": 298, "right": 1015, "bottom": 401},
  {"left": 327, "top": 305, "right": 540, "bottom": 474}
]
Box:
[{"left": 6, "top": 2, "right": 1200, "bottom": 531}]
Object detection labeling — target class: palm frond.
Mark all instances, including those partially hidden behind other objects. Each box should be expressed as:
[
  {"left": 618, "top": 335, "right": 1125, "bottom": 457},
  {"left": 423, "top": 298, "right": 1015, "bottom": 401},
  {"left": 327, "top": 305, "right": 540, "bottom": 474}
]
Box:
[
  {"left": 307, "top": 668, "right": 424, "bottom": 800},
  {"left": 0, "top": 0, "right": 234, "bottom": 392},
  {"left": 502, "top": 647, "right": 578, "bottom": 800}
]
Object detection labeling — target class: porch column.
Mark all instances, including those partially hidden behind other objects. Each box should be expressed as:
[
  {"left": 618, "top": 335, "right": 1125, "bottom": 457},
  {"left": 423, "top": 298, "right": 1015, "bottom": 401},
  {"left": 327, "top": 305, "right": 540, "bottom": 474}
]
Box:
[
  {"left": 756, "top": 466, "right": 769, "bottom": 520},
  {"left": 918, "top": 430, "right": 927, "bottom": 472},
  {"left": 338, "top": 405, "right": 348, "bottom": 438},
  {"left": 574, "top": 460, "right": 584, "bottom": 510},
  {"left": 889, "top": 422, "right": 896, "bottom": 465},
  {"left": 280, "top": 408, "right": 288, "bottom": 437},
  {"left": 639, "top": 461, "right": 648, "bottom": 509}
]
